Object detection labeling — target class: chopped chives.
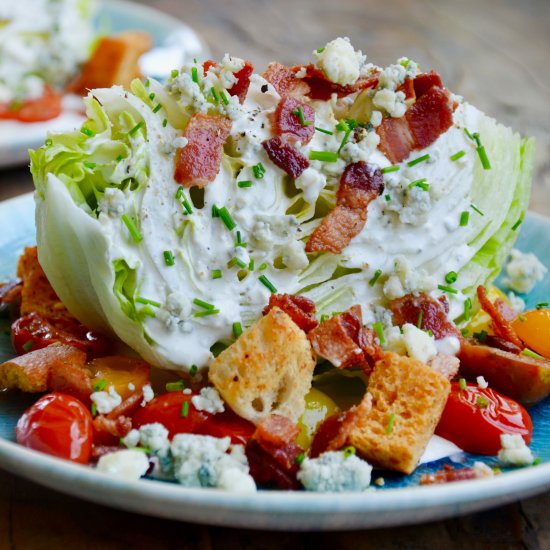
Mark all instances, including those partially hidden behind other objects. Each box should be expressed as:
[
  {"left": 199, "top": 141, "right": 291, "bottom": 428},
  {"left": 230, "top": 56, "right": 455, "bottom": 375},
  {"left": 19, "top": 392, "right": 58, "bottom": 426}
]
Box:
[
  {"left": 464, "top": 128, "right": 474, "bottom": 140},
  {"left": 193, "top": 298, "right": 215, "bottom": 311},
  {"left": 476, "top": 396, "right": 489, "bottom": 408},
  {"left": 148, "top": 93, "right": 155, "bottom": 101},
  {"left": 121, "top": 214, "right": 143, "bottom": 243},
  {"left": 291, "top": 105, "right": 312, "bottom": 126},
  {"left": 320, "top": 314, "right": 329, "bottom": 323},
  {"left": 218, "top": 206, "right": 236, "bottom": 230},
  {"left": 45, "top": 138, "right": 53, "bottom": 146},
  {"left": 232, "top": 321, "right": 243, "bottom": 338},
  {"left": 455, "top": 297, "right": 472, "bottom": 324},
  {"left": 235, "top": 231, "right": 247, "bottom": 248},
  {"left": 128, "top": 121, "right": 144, "bottom": 136},
  {"left": 309, "top": 150, "right": 338, "bottom": 162},
  {"left": 136, "top": 296, "right": 161, "bottom": 307},
  {"left": 476, "top": 145, "right": 491, "bottom": 170},
  {"left": 417, "top": 310, "right": 423, "bottom": 329},
  {"left": 210, "top": 87, "right": 219, "bottom": 103},
  {"left": 93, "top": 379, "right": 107, "bottom": 392},
  {"left": 162, "top": 119, "right": 168, "bottom": 127},
  {"left": 252, "top": 162, "right": 266, "bottom": 179},
  {"left": 91, "top": 403, "right": 97, "bottom": 417},
  {"left": 145, "top": 79, "right": 150, "bottom": 87},
  {"left": 211, "top": 204, "right": 220, "bottom": 218},
  {"left": 385, "top": 194, "right": 391, "bottom": 201},
  {"left": 461, "top": 328, "right": 469, "bottom": 337},
  {"left": 295, "top": 453, "right": 306, "bottom": 465},
  {"left": 190, "top": 365, "right": 198, "bottom": 376},
  {"left": 181, "top": 198, "right": 193, "bottom": 215},
  {"left": 470, "top": 203, "right": 484, "bottom": 216},
  {"left": 472, "top": 132, "right": 482, "bottom": 147},
  {"left": 408, "top": 178, "right": 429, "bottom": 191},
  {"left": 536, "top": 302, "right": 549, "bottom": 309},
  {"left": 407, "top": 154, "right": 430, "bottom": 167},
  {"left": 438, "top": 284, "right": 458, "bottom": 294},
  {"left": 343, "top": 446, "right": 356, "bottom": 458},
  {"left": 381, "top": 165, "right": 400, "bottom": 174},
  {"left": 152, "top": 103, "right": 162, "bottom": 113},
  {"left": 459, "top": 378, "right": 467, "bottom": 391},
  {"left": 373, "top": 322, "right": 385, "bottom": 344},
  {"left": 170, "top": 69, "right": 179, "bottom": 79},
  {"left": 445, "top": 271, "right": 458, "bottom": 284},
  {"left": 116, "top": 154, "right": 124, "bottom": 162},
  {"left": 191, "top": 66, "right": 199, "bottom": 84},
  {"left": 474, "top": 330, "right": 487, "bottom": 343},
  {"left": 259, "top": 275, "right": 277, "bottom": 293},
  {"left": 459, "top": 211, "right": 469, "bottom": 226},
  {"left": 175, "top": 186, "right": 184, "bottom": 200},
  {"left": 166, "top": 380, "right": 186, "bottom": 392},
  {"left": 227, "top": 257, "right": 247, "bottom": 269},
  {"left": 163, "top": 250, "right": 175, "bottom": 266},
  {"left": 316, "top": 47, "right": 325, "bottom": 53},
  {"left": 259, "top": 263, "right": 268, "bottom": 271},
  {"left": 219, "top": 91, "right": 229, "bottom": 105},
  {"left": 248, "top": 258, "right": 255, "bottom": 271},
  {"left": 512, "top": 215, "right": 524, "bottom": 231},
  {"left": 534, "top": 457, "right": 542, "bottom": 466},
  {"left": 22, "top": 339, "right": 34, "bottom": 352},
  {"left": 181, "top": 401, "right": 189, "bottom": 417},
  {"left": 386, "top": 412, "right": 395, "bottom": 434},
  {"left": 369, "top": 269, "right": 382, "bottom": 286},
  {"left": 450, "top": 150, "right": 466, "bottom": 161},
  {"left": 80, "top": 127, "right": 94, "bottom": 137},
  {"left": 238, "top": 180, "right": 252, "bottom": 188},
  {"left": 315, "top": 126, "right": 333, "bottom": 135},
  {"left": 522, "top": 348, "right": 544, "bottom": 360},
  {"left": 194, "top": 309, "right": 220, "bottom": 317},
  {"left": 212, "top": 269, "right": 222, "bottom": 279}
]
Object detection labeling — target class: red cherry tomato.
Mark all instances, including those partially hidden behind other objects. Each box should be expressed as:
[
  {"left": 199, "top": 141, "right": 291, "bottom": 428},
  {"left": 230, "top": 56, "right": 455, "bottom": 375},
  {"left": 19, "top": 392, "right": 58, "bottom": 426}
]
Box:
[
  {"left": 132, "top": 391, "right": 254, "bottom": 445},
  {"left": 16, "top": 393, "right": 94, "bottom": 464},
  {"left": 436, "top": 382, "right": 532, "bottom": 455},
  {"left": 0, "top": 87, "right": 62, "bottom": 123},
  {"left": 11, "top": 312, "right": 110, "bottom": 357}
]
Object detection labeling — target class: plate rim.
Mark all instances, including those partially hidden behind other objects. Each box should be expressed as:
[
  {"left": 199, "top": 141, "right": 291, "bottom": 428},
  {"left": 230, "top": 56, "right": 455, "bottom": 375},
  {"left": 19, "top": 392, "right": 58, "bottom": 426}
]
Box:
[{"left": 1, "top": 197, "right": 550, "bottom": 529}]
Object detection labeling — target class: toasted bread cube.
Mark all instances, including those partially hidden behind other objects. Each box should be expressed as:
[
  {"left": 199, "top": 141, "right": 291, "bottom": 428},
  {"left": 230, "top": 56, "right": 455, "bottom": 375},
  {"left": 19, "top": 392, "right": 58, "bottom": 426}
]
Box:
[
  {"left": 0, "top": 345, "right": 86, "bottom": 393},
  {"left": 68, "top": 31, "right": 152, "bottom": 93},
  {"left": 349, "top": 352, "right": 450, "bottom": 474},
  {"left": 208, "top": 307, "right": 316, "bottom": 424}
]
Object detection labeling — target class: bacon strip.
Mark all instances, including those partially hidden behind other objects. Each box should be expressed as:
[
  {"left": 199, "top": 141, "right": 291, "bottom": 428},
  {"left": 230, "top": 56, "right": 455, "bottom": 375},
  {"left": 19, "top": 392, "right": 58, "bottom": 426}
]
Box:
[
  {"left": 245, "top": 414, "right": 303, "bottom": 490},
  {"left": 272, "top": 96, "right": 315, "bottom": 144},
  {"left": 306, "top": 162, "right": 383, "bottom": 254},
  {"left": 174, "top": 114, "right": 232, "bottom": 187},
  {"left": 308, "top": 305, "right": 382, "bottom": 372},
  {"left": 377, "top": 117, "right": 415, "bottom": 164},
  {"left": 389, "top": 292, "right": 461, "bottom": 340},
  {"left": 228, "top": 60, "right": 254, "bottom": 103},
  {"left": 262, "top": 62, "right": 310, "bottom": 98},
  {"left": 413, "top": 71, "right": 443, "bottom": 98},
  {"left": 477, "top": 286, "right": 523, "bottom": 349},
  {"left": 262, "top": 136, "right": 309, "bottom": 178},
  {"left": 420, "top": 464, "right": 489, "bottom": 485},
  {"left": 93, "top": 415, "right": 133, "bottom": 446},
  {"left": 262, "top": 293, "right": 318, "bottom": 332}
]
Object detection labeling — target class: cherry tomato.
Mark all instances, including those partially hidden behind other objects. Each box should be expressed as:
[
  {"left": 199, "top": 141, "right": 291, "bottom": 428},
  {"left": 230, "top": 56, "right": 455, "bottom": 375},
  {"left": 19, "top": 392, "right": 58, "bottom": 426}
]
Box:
[
  {"left": 132, "top": 391, "right": 254, "bottom": 445},
  {"left": 16, "top": 393, "right": 93, "bottom": 464},
  {"left": 11, "top": 312, "right": 111, "bottom": 357},
  {"left": 0, "top": 87, "right": 62, "bottom": 123},
  {"left": 435, "top": 382, "right": 532, "bottom": 455},
  {"left": 512, "top": 308, "right": 550, "bottom": 359}
]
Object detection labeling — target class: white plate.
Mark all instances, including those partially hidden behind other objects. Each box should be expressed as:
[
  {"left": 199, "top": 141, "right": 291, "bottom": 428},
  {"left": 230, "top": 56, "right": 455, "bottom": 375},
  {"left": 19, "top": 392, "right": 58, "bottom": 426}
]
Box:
[{"left": 0, "top": 0, "right": 209, "bottom": 168}]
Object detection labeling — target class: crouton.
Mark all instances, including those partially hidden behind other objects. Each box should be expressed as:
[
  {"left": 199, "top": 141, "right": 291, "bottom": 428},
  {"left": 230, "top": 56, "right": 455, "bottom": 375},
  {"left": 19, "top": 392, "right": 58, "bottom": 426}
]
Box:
[
  {"left": 0, "top": 345, "right": 87, "bottom": 393},
  {"left": 17, "top": 246, "right": 74, "bottom": 322},
  {"left": 68, "top": 31, "right": 152, "bottom": 94},
  {"left": 349, "top": 352, "right": 450, "bottom": 474},
  {"left": 208, "top": 307, "right": 316, "bottom": 424}
]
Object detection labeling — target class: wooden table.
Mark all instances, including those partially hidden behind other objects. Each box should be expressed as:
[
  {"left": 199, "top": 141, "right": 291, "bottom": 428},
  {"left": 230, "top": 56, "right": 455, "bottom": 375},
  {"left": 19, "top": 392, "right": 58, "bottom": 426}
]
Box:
[{"left": 1, "top": 0, "right": 549, "bottom": 547}]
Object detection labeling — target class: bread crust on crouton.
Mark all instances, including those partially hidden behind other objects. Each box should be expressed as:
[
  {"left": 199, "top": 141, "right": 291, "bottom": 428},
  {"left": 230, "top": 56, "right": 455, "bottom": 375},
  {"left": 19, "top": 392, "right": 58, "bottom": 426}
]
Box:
[
  {"left": 349, "top": 352, "right": 450, "bottom": 474},
  {"left": 0, "top": 344, "right": 87, "bottom": 393},
  {"left": 208, "top": 307, "right": 316, "bottom": 424}
]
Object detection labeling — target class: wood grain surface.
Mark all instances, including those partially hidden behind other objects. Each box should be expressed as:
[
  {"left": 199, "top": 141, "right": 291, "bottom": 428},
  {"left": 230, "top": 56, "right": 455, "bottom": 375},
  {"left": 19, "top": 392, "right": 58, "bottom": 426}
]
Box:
[{"left": 0, "top": 0, "right": 549, "bottom": 548}]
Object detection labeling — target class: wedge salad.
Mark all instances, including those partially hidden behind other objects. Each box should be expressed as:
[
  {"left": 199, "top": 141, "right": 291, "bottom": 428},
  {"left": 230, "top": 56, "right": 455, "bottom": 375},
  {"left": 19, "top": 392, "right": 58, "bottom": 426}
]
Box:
[{"left": 2, "top": 37, "right": 549, "bottom": 493}]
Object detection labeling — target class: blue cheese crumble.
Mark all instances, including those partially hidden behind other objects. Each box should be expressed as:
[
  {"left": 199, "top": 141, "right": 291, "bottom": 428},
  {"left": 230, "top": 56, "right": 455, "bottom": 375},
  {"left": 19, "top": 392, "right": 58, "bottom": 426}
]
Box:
[
  {"left": 497, "top": 434, "right": 534, "bottom": 467},
  {"left": 191, "top": 386, "right": 225, "bottom": 414},
  {"left": 96, "top": 449, "right": 150, "bottom": 480},
  {"left": 502, "top": 249, "right": 547, "bottom": 294}
]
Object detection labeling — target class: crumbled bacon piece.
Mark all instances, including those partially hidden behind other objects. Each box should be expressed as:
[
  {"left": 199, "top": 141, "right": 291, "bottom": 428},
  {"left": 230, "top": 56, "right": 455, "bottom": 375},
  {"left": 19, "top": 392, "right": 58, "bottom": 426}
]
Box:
[
  {"left": 308, "top": 305, "right": 382, "bottom": 372},
  {"left": 93, "top": 415, "right": 132, "bottom": 446},
  {"left": 413, "top": 71, "right": 443, "bottom": 98},
  {"left": 484, "top": 335, "right": 522, "bottom": 355},
  {"left": 310, "top": 393, "right": 371, "bottom": 458},
  {"left": 273, "top": 96, "right": 315, "bottom": 144},
  {"left": 420, "top": 463, "right": 488, "bottom": 485},
  {"left": 396, "top": 78, "right": 415, "bottom": 102},
  {"left": 297, "top": 64, "right": 379, "bottom": 100},
  {"left": 406, "top": 85, "right": 454, "bottom": 149},
  {"left": 174, "top": 114, "right": 232, "bottom": 187},
  {"left": 262, "top": 136, "right": 309, "bottom": 178},
  {"left": 389, "top": 292, "right": 461, "bottom": 340},
  {"left": 262, "top": 62, "right": 310, "bottom": 98},
  {"left": 477, "top": 286, "right": 523, "bottom": 349},
  {"left": 228, "top": 60, "right": 254, "bottom": 103},
  {"left": 306, "top": 162, "right": 383, "bottom": 253},
  {"left": 262, "top": 293, "right": 318, "bottom": 332},
  {"left": 245, "top": 414, "right": 303, "bottom": 490},
  {"left": 107, "top": 392, "right": 143, "bottom": 419},
  {"left": 377, "top": 117, "right": 415, "bottom": 164},
  {"left": 202, "top": 59, "right": 217, "bottom": 74}
]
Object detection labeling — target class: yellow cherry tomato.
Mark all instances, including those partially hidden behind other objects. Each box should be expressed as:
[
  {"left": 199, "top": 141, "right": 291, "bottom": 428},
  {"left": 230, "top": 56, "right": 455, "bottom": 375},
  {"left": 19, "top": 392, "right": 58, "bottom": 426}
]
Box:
[
  {"left": 87, "top": 356, "right": 150, "bottom": 400},
  {"left": 297, "top": 388, "right": 339, "bottom": 450},
  {"left": 512, "top": 309, "right": 550, "bottom": 359},
  {"left": 465, "top": 286, "right": 510, "bottom": 337}
]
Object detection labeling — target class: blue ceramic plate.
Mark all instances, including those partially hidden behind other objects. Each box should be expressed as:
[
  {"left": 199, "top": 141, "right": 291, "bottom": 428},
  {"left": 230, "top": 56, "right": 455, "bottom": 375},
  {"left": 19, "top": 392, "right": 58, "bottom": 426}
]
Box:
[
  {"left": 0, "top": 0, "right": 209, "bottom": 168},
  {"left": 0, "top": 193, "right": 549, "bottom": 531}
]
